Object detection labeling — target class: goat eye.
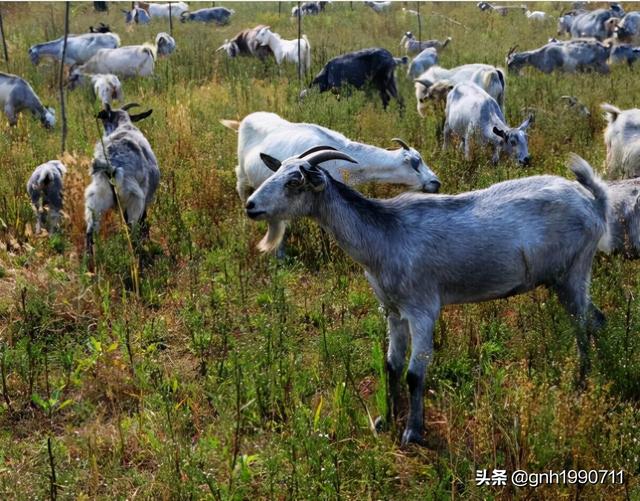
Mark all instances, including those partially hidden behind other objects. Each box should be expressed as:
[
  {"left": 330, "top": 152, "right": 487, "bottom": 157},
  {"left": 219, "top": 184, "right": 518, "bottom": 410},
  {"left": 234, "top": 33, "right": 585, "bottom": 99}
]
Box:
[{"left": 286, "top": 177, "right": 303, "bottom": 188}]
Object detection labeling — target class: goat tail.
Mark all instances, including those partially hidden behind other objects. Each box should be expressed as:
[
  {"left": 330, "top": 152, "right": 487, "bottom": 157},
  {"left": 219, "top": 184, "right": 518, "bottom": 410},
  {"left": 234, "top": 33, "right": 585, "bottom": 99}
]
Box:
[
  {"left": 258, "top": 220, "right": 286, "bottom": 253},
  {"left": 442, "top": 36, "right": 452, "bottom": 49},
  {"left": 568, "top": 153, "right": 612, "bottom": 252},
  {"left": 220, "top": 119, "right": 240, "bottom": 131}
]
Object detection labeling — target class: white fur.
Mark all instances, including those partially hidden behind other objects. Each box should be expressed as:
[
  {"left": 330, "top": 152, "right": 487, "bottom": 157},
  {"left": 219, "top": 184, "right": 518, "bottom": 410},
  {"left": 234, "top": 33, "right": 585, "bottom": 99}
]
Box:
[
  {"left": 255, "top": 27, "right": 311, "bottom": 73},
  {"left": 74, "top": 44, "right": 156, "bottom": 78}
]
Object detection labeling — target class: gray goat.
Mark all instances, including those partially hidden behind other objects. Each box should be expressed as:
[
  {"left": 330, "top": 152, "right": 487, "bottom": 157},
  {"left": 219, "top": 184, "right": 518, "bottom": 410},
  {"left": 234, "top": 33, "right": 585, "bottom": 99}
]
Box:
[
  {"left": 245, "top": 148, "right": 608, "bottom": 446},
  {"left": 400, "top": 32, "right": 451, "bottom": 55},
  {"left": 27, "top": 160, "right": 66, "bottom": 234},
  {"left": 605, "top": 178, "right": 640, "bottom": 259},
  {"left": 85, "top": 103, "right": 159, "bottom": 256},
  {"left": 506, "top": 39, "right": 610, "bottom": 74},
  {"left": 0, "top": 72, "right": 55, "bottom": 128},
  {"left": 407, "top": 47, "right": 438, "bottom": 78}
]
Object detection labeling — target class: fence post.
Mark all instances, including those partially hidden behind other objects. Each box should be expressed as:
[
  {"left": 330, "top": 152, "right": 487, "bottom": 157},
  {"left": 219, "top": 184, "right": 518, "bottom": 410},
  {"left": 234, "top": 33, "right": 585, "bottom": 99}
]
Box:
[
  {"left": 59, "top": 2, "right": 70, "bottom": 154},
  {"left": 0, "top": 7, "right": 9, "bottom": 66}
]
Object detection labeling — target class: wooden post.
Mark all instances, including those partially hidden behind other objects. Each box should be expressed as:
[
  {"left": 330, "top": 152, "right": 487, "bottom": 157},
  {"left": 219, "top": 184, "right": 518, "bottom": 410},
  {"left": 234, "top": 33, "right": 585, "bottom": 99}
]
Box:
[
  {"left": 169, "top": 2, "right": 173, "bottom": 35},
  {"left": 297, "top": 1, "right": 302, "bottom": 84},
  {"left": 59, "top": 2, "right": 70, "bottom": 154},
  {"left": 0, "top": 7, "right": 9, "bottom": 65},
  {"left": 417, "top": 2, "right": 421, "bottom": 43},
  {"left": 278, "top": 2, "right": 281, "bottom": 16}
]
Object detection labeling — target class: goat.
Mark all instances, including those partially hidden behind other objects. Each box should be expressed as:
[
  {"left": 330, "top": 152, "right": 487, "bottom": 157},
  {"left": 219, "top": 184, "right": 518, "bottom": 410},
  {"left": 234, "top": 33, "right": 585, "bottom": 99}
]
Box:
[
  {"left": 615, "top": 11, "right": 640, "bottom": 43},
  {"left": 601, "top": 103, "right": 640, "bottom": 179},
  {"left": 414, "top": 63, "right": 505, "bottom": 116},
  {"left": 291, "top": 1, "right": 329, "bottom": 17},
  {"left": 604, "top": 178, "right": 640, "bottom": 258},
  {"left": 301, "top": 48, "right": 404, "bottom": 109},
  {"left": 444, "top": 82, "right": 532, "bottom": 165},
  {"left": 506, "top": 39, "right": 610, "bottom": 74},
  {"left": 407, "top": 47, "right": 438, "bottom": 79},
  {"left": 27, "top": 160, "right": 66, "bottom": 234},
  {"left": 608, "top": 43, "right": 640, "bottom": 66},
  {"left": 155, "top": 32, "right": 176, "bottom": 57},
  {"left": 71, "top": 44, "right": 156, "bottom": 79},
  {"left": 85, "top": 103, "right": 159, "bottom": 257},
  {"left": 0, "top": 72, "right": 55, "bottom": 128},
  {"left": 560, "top": 95, "right": 590, "bottom": 117},
  {"left": 400, "top": 32, "right": 451, "bottom": 55},
  {"left": 570, "top": 7, "right": 621, "bottom": 40},
  {"left": 29, "top": 32, "right": 120, "bottom": 66},
  {"left": 134, "top": 1, "right": 189, "bottom": 19},
  {"left": 217, "top": 25, "right": 273, "bottom": 60},
  {"left": 68, "top": 73, "right": 123, "bottom": 106},
  {"left": 255, "top": 27, "right": 311, "bottom": 73},
  {"left": 525, "top": 10, "right": 550, "bottom": 21},
  {"left": 220, "top": 111, "right": 441, "bottom": 253},
  {"left": 180, "top": 7, "right": 234, "bottom": 24},
  {"left": 364, "top": 1, "right": 391, "bottom": 13},
  {"left": 245, "top": 148, "right": 608, "bottom": 446},
  {"left": 557, "top": 10, "right": 585, "bottom": 36},
  {"left": 89, "top": 23, "right": 111, "bottom": 33}
]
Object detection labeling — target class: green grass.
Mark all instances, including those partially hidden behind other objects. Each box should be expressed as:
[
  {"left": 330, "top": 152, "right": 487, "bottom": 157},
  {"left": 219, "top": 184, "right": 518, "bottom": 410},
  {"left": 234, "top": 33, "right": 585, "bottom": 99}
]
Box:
[{"left": 1, "top": 1, "right": 640, "bottom": 499}]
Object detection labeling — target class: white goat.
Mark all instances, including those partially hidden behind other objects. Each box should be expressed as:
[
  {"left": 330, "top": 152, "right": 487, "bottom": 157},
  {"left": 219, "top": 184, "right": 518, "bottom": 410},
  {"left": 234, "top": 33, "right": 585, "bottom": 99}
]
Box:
[
  {"left": 72, "top": 44, "right": 156, "bottom": 78},
  {"left": 29, "top": 32, "right": 120, "bottom": 66},
  {"left": 604, "top": 178, "right": 640, "bottom": 258},
  {"left": 255, "top": 27, "right": 311, "bottom": 73},
  {"left": 85, "top": 104, "right": 159, "bottom": 256},
  {"left": 27, "top": 160, "right": 66, "bottom": 234},
  {"left": 68, "top": 73, "right": 124, "bottom": 106},
  {"left": 0, "top": 72, "right": 55, "bottom": 128},
  {"left": 220, "top": 111, "right": 441, "bottom": 253},
  {"left": 526, "top": 10, "right": 549, "bottom": 21},
  {"left": 136, "top": 1, "right": 189, "bottom": 18},
  {"left": 414, "top": 63, "right": 506, "bottom": 116},
  {"left": 155, "top": 32, "right": 176, "bottom": 57},
  {"left": 444, "top": 82, "right": 532, "bottom": 165},
  {"left": 365, "top": 1, "right": 392, "bottom": 13},
  {"left": 602, "top": 103, "right": 640, "bottom": 179}
]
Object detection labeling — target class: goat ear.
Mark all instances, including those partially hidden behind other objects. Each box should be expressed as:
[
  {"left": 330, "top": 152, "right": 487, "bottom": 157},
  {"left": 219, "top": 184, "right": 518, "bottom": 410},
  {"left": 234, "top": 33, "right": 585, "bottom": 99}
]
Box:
[
  {"left": 129, "top": 109, "right": 153, "bottom": 122},
  {"left": 260, "top": 153, "right": 282, "bottom": 172},
  {"left": 300, "top": 165, "right": 326, "bottom": 192},
  {"left": 519, "top": 114, "right": 533, "bottom": 130},
  {"left": 492, "top": 126, "right": 507, "bottom": 140}
]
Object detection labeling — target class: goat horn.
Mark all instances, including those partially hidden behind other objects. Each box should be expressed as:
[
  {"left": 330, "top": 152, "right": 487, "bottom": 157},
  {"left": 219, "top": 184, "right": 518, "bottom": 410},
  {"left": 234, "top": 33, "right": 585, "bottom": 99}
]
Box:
[
  {"left": 304, "top": 150, "right": 358, "bottom": 167},
  {"left": 507, "top": 45, "right": 519, "bottom": 56},
  {"left": 129, "top": 109, "right": 153, "bottom": 122},
  {"left": 121, "top": 102, "right": 141, "bottom": 111},
  {"left": 414, "top": 78, "right": 432, "bottom": 88},
  {"left": 391, "top": 138, "right": 410, "bottom": 150},
  {"left": 298, "top": 145, "right": 338, "bottom": 158}
]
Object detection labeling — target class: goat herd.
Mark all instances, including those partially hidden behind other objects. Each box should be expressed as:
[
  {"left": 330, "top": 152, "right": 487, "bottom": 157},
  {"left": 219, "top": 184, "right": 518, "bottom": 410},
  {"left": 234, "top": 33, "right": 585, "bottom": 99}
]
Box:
[{"left": 6, "top": 1, "right": 640, "bottom": 447}]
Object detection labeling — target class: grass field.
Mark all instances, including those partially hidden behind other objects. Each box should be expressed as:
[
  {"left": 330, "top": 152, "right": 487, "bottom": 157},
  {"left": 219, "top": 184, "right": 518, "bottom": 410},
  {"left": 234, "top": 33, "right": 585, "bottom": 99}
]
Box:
[{"left": 1, "top": 1, "right": 640, "bottom": 499}]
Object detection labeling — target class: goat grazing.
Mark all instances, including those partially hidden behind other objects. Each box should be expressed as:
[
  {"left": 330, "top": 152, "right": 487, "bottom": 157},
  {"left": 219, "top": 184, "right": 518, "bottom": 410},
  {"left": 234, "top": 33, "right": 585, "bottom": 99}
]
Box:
[
  {"left": 245, "top": 148, "right": 608, "bottom": 445},
  {"left": 444, "top": 82, "right": 532, "bottom": 165},
  {"left": 506, "top": 39, "right": 610, "bottom": 74},
  {"left": 608, "top": 44, "right": 640, "bottom": 66},
  {"left": 155, "top": 32, "right": 176, "bottom": 57},
  {"left": 301, "top": 48, "right": 404, "bottom": 109},
  {"left": 135, "top": 1, "right": 189, "bottom": 19},
  {"left": 602, "top": 103, "right": 640, "bottom": 179},
  {"left": 0, "top": 72, "right": 55, "bottom": 128},
  {"left": 525, "top": 10, "right": 550, "bottom": 21},
  {"left": 29, "top": 32, "right": 120, "bottom": 66},
  {"left": 365, "top": 1, "right": 392, "bottom": 13},
  {"left": 414, "top": 63, "right": 505, "bottom": 116},
  {"left": 123, "top": 6, "right": 152, "bottom": 24},
  {"left": 85, "top": 103, "right": 159, "bottom": 256},
  {"left": 220, "top": 111, "right": 440, "bottom": 253},
  {"left": 407, "top": 47, "right": 438, "bottom": 79},
  {"left": 180, "top": 7, "right": 234, "bottom": 24},
  {"left": 255, "top": 27, "right": 311, "bottom": 73},
  {"left": 68, "top": 73, "right": 124, "bottom": 106},
  {"left": 615, "top": 11, "right": 640, "bottom": 43},
  {"left": 400, "top": 32, "right": 451, "bottom": 55},
  {"left": 71, "top": 44, "right": 156, "bottom": 78},
  {"left": 291, "top": 1, "right": 329, "bottom": 17},
  {"left": 89, "top": 23, "right": 111, "bottom": 33},
  {"left": 570, "top": 7, "right": 621, "bottom": 40},
  {"left": 217, "top": 25, "right": 273, "bottom": 60},
  {"left": 27, "top": 160, "right": 66, "bottom": 234}
]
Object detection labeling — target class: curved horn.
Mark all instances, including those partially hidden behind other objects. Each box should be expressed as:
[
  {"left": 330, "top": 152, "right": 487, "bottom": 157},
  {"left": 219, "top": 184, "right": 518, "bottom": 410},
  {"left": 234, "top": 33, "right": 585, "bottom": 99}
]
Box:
[
  {"left": 304, "top": 150, "right": 358, "bottom": 167},
  {"left": 129, "top": 109, "right": 153, "bottom": 122},
  {"left": 391, "top": 138, "right": 410, "bottom": 150},
  {"left": 298, "top": 145, "right": 338, "bottom": 158},
  {"left": 414, "top": 78, "right": 432, "bottom": 88},
  {"left": 121, "top": 102, "right": 141, "bottom": 111},
  {"left": 507, "top": 45, "right": 519, "bottom": 57}
]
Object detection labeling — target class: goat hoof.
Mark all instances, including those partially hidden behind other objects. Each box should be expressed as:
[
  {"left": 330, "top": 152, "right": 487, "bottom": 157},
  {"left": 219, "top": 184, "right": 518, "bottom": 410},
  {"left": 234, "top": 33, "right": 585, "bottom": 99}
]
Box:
[
  {"left": 401, "top": 428, "right": 425, "bottom": 447},
  {"left": 374, "top": 416, "right": 387, "bottom": 432}
]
